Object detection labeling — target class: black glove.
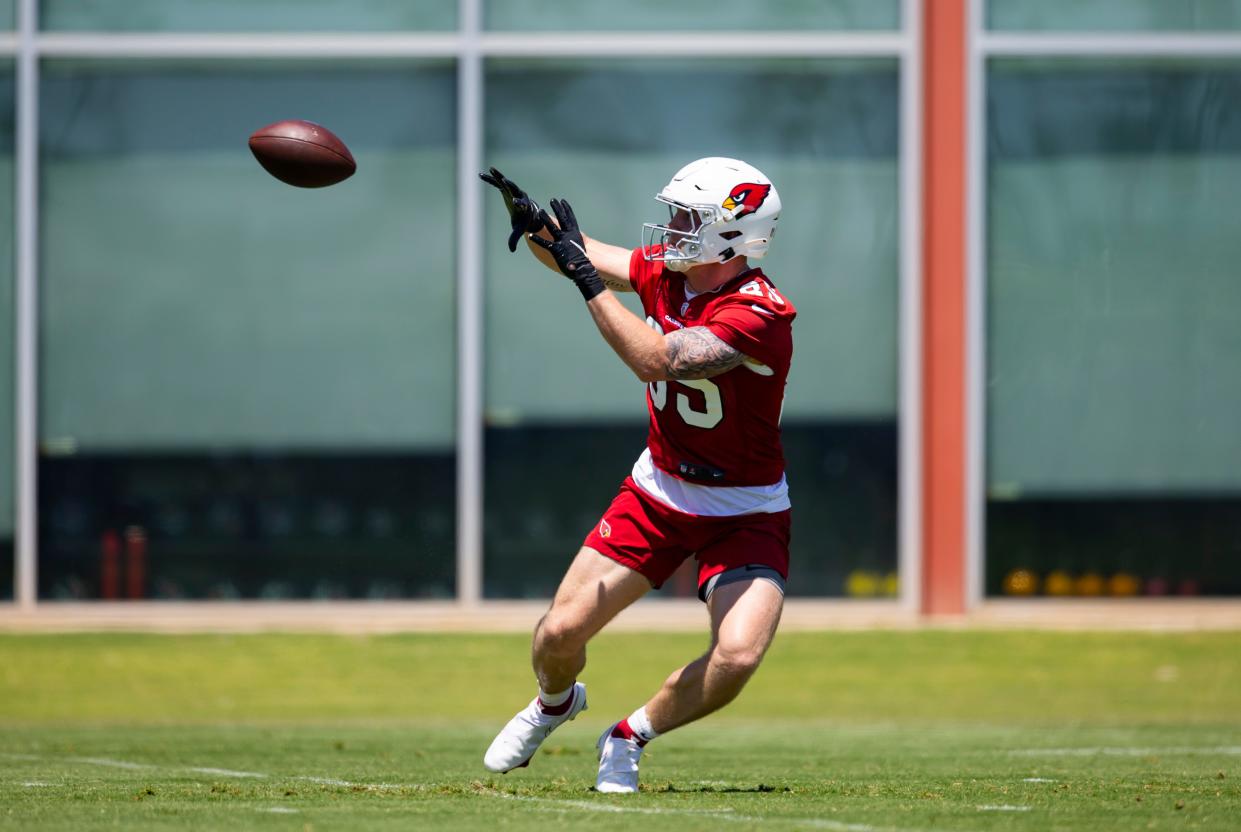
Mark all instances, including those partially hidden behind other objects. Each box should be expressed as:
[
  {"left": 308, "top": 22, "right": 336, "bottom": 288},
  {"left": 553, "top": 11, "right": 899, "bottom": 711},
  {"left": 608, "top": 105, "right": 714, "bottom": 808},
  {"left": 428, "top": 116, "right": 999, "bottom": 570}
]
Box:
[
  {"left": 479, "top": 166, "right": 543, "bottom": 252},
  {"left": 529, "top": 199, "right": 606, "bottom": 302}
]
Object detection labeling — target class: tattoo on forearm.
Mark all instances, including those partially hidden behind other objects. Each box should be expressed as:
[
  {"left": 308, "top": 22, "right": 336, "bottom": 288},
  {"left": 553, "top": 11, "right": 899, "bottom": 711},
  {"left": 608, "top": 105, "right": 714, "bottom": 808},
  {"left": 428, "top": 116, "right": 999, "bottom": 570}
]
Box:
[
  {"left": 664, "top": 327, "right": 745, "bottom": 379},
  {"left": 601, "top": 275, "right": 632, "bottom": 292}
]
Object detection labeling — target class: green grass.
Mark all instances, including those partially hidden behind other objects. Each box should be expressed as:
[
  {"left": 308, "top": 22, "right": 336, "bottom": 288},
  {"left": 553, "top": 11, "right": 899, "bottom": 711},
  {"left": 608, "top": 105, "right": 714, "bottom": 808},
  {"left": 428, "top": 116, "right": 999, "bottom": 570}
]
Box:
[{"left": 2, "top": 631, "right": 1239, "bottom": 830}]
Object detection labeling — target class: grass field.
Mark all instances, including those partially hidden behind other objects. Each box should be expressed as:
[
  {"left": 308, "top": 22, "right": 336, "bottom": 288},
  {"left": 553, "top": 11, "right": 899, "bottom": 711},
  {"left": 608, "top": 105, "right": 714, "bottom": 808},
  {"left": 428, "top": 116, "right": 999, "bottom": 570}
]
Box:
[{"left": 2, "top": 630, "right": 1239, "bottom": 830}]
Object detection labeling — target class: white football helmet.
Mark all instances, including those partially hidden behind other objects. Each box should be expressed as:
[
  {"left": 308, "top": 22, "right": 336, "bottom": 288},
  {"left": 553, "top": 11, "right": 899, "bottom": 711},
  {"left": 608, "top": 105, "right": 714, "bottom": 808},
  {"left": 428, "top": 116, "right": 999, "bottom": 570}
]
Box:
[{"left": 642, "top": 157, "right": 781, "bottom": 272}]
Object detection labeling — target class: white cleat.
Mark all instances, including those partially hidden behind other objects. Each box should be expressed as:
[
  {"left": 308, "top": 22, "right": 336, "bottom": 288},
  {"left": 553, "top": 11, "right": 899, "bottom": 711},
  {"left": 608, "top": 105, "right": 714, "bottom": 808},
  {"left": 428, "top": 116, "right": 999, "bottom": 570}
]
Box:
[
  {"left": 595, "top": 722, "right": 645, "bottom": 794},
  {"left": 483, "top": 682, "right": 587, "bottom": 773}
]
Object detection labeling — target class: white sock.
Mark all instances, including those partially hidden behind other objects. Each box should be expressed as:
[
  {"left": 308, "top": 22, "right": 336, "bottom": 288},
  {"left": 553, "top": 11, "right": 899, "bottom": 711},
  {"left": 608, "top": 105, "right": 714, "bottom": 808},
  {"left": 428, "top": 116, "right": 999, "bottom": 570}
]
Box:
[
  {"left": 538, "top": 685, "right": 573, "bottom": 707},
  {"left": 626, "top": 706, "right": 659, "bottom": 743}
]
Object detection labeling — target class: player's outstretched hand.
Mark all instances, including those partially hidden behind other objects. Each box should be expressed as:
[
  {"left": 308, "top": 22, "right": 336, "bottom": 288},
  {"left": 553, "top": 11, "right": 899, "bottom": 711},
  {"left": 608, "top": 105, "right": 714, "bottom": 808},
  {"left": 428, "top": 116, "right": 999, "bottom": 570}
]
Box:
[
  {"left": 530, "top": 199, "right": 605, "bottom": 302},
  {"left": 479, "top": 166, "right": 543, "bottom": 252}
]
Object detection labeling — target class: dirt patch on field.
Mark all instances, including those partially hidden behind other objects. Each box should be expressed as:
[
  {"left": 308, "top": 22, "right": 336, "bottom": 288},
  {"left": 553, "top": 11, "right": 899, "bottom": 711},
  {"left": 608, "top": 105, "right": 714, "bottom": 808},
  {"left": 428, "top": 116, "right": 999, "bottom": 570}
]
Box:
[{"left": 0, "top": 599, "right": 1238, "bottom": 633}]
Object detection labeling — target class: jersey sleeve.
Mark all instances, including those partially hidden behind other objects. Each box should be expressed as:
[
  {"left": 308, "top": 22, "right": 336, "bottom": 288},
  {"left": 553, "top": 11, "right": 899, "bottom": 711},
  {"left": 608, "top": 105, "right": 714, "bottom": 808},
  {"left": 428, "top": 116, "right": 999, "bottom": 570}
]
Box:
[{"left": 704, "top": 294, "right": 794, "bottom": 370}]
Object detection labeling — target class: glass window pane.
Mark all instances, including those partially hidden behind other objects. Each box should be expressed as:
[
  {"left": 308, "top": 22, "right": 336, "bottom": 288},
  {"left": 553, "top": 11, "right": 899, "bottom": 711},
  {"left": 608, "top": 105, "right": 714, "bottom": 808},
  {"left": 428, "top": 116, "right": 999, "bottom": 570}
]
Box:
[
  {"left": 2, "top": 1, "right": 13, "bottom": 29},
  {"left": 0, "top": 63, "right": 12, "bottom": 600},
  {"left": 989, "top": 0, "right": 1241, "bottom": 31},
  {"left": 986, "top": 58, "right": 1241, "bottom": 597},
  {"left": 39, "top": 60, "right": 457, "bottom": 600},
  {"left": 483, "top": 59, "right": 900, "bottom": 598},
  {"left": 485, "top": 0, "right": 898, "bottom": 31},
  {"left": 41, "top": 1, "right": 456, "bottom": 32}
]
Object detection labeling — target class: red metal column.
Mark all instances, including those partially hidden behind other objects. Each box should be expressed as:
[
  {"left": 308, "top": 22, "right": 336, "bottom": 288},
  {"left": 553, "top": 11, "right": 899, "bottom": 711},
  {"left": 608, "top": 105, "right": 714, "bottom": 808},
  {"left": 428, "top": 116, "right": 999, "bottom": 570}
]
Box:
[{"left": 921, "top": 0, "right": 968, "bottom": 615}]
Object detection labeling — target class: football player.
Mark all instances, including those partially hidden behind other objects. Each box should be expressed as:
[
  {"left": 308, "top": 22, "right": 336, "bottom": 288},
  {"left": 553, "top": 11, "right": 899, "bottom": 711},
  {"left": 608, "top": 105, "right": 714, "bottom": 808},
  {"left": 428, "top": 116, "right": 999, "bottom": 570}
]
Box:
[{"left": 480, "top": 158, "right": 795, "bottom": 793}]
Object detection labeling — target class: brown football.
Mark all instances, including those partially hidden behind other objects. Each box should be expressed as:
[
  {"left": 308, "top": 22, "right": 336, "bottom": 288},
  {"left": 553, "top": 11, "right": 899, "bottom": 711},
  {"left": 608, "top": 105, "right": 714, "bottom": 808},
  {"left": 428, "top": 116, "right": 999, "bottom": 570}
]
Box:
[{"left": 248, "top": 119, "right": 356, "bottom": 188}]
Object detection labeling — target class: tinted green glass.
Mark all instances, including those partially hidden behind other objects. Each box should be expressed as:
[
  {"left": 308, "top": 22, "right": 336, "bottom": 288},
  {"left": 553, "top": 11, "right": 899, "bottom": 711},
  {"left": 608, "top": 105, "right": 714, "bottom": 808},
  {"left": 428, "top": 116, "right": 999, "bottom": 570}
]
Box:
[
  {"left": 986, "top": 60, "right": 1241, "bottom": 597},
  {"left": 38, "top": 61, "right": 457, "bottom": 600},
  {"left": 41, "top": 0, "right": 456, "bottom": 32},
  {"left": 483, "top": 59, "right": 900, "bottom": 598},
  {"left": 485, "top": 0, "right": 898, "bottom": 31},
  {"left": 0, "top": 64, "right": 12, "bottom": 599},
  {"left": 484, "top": 59, "right": 899, "bottom": 424},
  {"left": 41, "top": 60, "right": 456, "bottom": 450},
  {"left": 989, "top": 0, "right": 1241, "bottom": 31},
  {"left": 2, "top": 1, "right": 13, "bottom": 29},
  {"left": 987, "top": 59, "right": 1241, "bottom": 495}
]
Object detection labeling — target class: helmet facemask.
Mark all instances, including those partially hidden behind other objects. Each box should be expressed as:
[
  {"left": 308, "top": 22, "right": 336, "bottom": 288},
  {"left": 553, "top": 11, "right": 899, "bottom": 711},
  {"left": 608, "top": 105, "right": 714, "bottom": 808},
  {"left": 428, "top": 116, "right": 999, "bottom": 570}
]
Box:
[
  {"left": 642, "top": 199, "right": 718, "bottom": 271},
  {"left": 642, "top": 199, "right": 738, "bottom": 272}
]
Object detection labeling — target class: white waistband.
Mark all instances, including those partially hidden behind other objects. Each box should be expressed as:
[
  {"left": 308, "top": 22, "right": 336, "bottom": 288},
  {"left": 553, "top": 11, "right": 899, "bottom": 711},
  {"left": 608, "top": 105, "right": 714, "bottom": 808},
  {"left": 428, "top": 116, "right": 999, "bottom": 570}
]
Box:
[{"left": 630, "top": 448, "right": 790, "bottom": 517}]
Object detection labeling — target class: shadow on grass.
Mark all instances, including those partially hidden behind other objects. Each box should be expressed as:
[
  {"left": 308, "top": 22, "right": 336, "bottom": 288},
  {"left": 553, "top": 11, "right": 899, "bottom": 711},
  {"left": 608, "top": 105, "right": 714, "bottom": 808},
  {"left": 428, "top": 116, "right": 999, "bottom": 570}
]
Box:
[{"left": 643, "top": 782, "right": 794, "bottom": 794}]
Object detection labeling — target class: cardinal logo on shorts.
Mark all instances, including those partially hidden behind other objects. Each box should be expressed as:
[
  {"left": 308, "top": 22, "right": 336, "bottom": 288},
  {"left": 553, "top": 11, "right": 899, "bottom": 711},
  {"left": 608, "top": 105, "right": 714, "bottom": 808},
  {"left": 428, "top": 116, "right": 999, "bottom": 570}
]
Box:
[
  {"left": 722, "top": 182, "right": 772, "bottom": 219},
  {"left": 599, "top": 519, "right": 612, "bottom": 538}
]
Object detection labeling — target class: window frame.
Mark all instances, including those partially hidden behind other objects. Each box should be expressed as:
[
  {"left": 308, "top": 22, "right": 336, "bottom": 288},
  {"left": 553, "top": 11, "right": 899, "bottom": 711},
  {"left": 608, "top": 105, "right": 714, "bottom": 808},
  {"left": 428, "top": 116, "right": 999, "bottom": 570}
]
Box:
[
  {"left": 5, "top": 0, "right": 924, "bottom": 608},
  {"left": 968, "top": 0, "right": 1241, "bottom": 606}
]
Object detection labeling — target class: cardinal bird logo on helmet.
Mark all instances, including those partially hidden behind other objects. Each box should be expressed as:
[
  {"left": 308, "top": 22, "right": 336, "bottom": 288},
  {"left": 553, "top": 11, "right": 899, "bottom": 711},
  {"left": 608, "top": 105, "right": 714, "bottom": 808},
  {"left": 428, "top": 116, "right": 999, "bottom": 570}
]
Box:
[{"left": 721, "top": 182, "right": 772, "bottom": 219}]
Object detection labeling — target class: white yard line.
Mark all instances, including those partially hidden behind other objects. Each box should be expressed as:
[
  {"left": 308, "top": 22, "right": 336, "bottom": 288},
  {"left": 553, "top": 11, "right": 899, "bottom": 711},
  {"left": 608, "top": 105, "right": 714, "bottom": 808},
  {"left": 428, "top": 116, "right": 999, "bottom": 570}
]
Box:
[
  {"left": 70, "top": 757, "right": 154, "bottom": 770},
  {"left": 977, "top": 805, "right": 1030, "bottom": 812},
  {"left": 478, "top": 785, "right": 911, "bottom": 832},
  {"left": 188, "top": 767, "right": 266, "bottom": 778},
  {"left": 1011, "top": 746, "right": 1241, "bottom": 757},
  {"left": 298, "top": 776, "right": 356, "bottom": 786},
  {"left": 482, "top": 787, "right": 739, "bottom": 817},
  {"left": 10, "top": 752, "right": 933, "bottom": 832},
  {"left": 294, "top": 775, "right": 419, "bottom": 791},
  {"left": 9, "top": 751, "right": 422, "bottom": 791}
]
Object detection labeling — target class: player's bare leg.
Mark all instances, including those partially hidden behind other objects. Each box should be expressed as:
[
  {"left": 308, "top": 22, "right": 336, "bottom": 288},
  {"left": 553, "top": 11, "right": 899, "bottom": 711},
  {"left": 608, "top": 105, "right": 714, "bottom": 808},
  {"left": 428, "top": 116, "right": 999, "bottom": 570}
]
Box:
[
  {"left": 532, "top": 546, "right": 651, "bottom": 694},
  {"left": 596, "top": 577, "right": 783, "bottom": 792},
  {"left": 484, "top": 547, "right": 649, "bottom": 773},
  {"left": 648, "top": 577, "right": 784, "bottom": 729}
]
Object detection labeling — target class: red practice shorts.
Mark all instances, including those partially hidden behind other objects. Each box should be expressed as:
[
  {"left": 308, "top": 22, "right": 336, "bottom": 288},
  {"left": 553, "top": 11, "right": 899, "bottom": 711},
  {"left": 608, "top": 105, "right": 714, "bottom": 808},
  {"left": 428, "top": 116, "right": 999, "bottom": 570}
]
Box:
[{"left": 582, "top": 477, "right": 791, "bottom": 599}]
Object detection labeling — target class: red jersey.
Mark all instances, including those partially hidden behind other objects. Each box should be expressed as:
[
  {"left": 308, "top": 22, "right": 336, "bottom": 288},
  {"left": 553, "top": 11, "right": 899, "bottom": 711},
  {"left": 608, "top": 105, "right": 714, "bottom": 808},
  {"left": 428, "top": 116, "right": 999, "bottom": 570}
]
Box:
[{"left": 629, "top": 248, "right": 796, "bottom": 488}]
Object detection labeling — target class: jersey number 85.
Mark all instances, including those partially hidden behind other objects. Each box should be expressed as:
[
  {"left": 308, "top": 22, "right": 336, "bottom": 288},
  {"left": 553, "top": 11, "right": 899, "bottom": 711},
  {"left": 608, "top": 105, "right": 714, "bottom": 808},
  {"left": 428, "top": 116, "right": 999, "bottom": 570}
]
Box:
[{"left": 646, "top": 317, "right": 723, "bottom": 429}]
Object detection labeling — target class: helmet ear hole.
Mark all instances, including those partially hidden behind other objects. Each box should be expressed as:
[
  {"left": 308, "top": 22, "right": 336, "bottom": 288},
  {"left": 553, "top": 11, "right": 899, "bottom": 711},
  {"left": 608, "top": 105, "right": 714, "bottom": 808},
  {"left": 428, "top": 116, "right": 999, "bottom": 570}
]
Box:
[{"left": 719, "top": 230, "right": 742, "bottom": 240}]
